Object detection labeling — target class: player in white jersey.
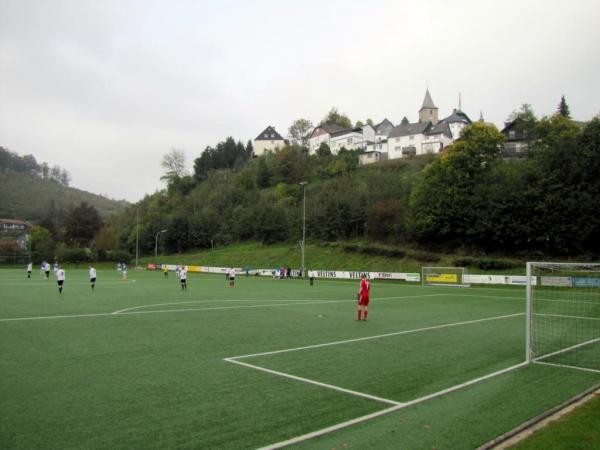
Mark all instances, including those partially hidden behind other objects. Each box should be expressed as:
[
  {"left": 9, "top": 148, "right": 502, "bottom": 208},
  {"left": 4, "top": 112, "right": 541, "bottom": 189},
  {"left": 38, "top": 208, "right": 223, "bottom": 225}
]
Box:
[
  {"left": 26, "top": 262, "right": 32, "bottom": 279},
  {"left": 228, "top": 268, "right": 236, "bottom": 287},
  {"left": 122, "top": 263, "right": 128, "bottom": 280},
  {"left": 56, "top": 266, "right": 65, "bottom": 294},
  {"left": 89, "top": 265, "right": 97, "bottom": 290},
  {"left": 179, "top": 266, "right": 187, "bottom": 291}
]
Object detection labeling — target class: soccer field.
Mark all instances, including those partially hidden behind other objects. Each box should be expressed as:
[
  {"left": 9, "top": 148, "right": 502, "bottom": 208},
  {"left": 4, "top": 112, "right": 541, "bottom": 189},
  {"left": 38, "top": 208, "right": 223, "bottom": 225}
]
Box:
[{"left": 0, "top": 268, "right": 598, "bottom": 449}]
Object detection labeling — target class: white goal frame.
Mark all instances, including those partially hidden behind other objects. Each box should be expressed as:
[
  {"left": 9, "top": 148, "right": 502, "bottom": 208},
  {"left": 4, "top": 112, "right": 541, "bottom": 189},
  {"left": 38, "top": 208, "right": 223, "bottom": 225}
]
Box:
[
  {"left": 421, "top": 266, "right": 470, "bottom": 287},
  {"left": 526, "top": 261, "right": 600, "bottom": 369}
]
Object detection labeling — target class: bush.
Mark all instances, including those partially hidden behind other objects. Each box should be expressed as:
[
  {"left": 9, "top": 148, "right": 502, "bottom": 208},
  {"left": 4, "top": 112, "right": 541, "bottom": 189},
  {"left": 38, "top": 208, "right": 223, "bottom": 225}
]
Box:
[
  {"left": 57, "top": 246, "right": 91, "bottom": 263},
  {"left": 406, "top": 249, "right": 440, "bottom": 262},
  {"left": 453, "top": 257, "right": 475, "bottom": 267},
  {"left": 472, "top": 258, "right": 519, "bottom": 270},
  {"left": 341, "top": 244, "right": 405, "bottom": 258},
  {"left": 454, "top": 256, "right": 520, "bottom": 270},
  {"left": 110, "top": 250, "right": 132, "bottom": 263}
]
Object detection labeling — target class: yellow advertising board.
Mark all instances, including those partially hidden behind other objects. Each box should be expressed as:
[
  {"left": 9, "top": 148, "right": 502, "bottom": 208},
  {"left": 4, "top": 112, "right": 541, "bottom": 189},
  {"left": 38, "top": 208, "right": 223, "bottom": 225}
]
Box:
[
  {"left": 426, "top": 273, "right": 458, "bottom": 283},
  {"left": 187, "top": 265, "right": 203, "bottom": 273}
]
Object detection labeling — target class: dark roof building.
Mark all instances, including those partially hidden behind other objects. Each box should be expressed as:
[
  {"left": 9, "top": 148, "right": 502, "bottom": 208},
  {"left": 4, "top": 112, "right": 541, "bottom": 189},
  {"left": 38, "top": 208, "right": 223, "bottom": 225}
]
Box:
[{"left": 255, "top": 126, "right": 285, "bottom": 141}]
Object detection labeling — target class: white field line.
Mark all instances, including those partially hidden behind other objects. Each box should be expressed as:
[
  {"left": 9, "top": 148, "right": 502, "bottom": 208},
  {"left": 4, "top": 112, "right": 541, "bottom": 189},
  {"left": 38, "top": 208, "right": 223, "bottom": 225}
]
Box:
[
  {"left": 0, "top": 294, "right": 444, "bottom": 323},
  {"left": 224, "top": 358, "right": 402, "bottom": 406},
  {"left": 533, "top": 360, "right": 600, "bottom": 374},
  {"left": 256, "top": 361, "right": 529, "bottom": 450},
  {"left": 112, "top": 293, "right": 447, "bottom": 314},
  {"left": 228, "top": 312, "right": 525, "bottom": 360},
  {"left": 0, "top": 279, "right": 137, "bottom": 286},
  {"left": 0, "top": 300, "right": 352, "bottom": 323},
  {"left": 533, "top": 313, "right": 600, "bottom": 321},
  {"left": 534, "top": 337, "right": 600, "bottom": 361}
]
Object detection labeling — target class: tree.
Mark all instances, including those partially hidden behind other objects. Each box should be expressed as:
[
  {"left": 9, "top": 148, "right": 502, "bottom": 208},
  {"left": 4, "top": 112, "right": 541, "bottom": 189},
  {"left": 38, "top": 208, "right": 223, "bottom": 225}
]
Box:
[
  {"left": 161, "top": 148, "right": 187, "bottom": 182},
  {"left": 321, "top": 107, "right": 352, "bottom": 129},
  {"left": 50, "top": 165, "right": 61, "bottom": 182},
  {"left": 31, "top": 225, "right": 55, "bottom": 259},
  {"left": 557, "top": 95, "right": 571, "bottom": 118},
  {"left": 245, "top": 140, "right": 254, "bottom": 158},
  {"left": 64, "top": 202, "right": 103, "bottom": 246},
  {"left": 366, "top": 118, "right": 374, "bottom": 126},
  {"left": 355, "top": 120, "right": 364, "bottom": 127},
  {"left": 316, "top": 142, "right": 332, "bottom": 157},
  {"left": 288, "top": 118, "right": 313, "bottom": 147},
  {"left": 95, "top": 224, "right": 118, "bottom": 251},
  {"left": 408, "top": 123, "right": 505, "bottom": 247},
  {"left": 59, "top": 168, "right": 71, "bottom": 186}
]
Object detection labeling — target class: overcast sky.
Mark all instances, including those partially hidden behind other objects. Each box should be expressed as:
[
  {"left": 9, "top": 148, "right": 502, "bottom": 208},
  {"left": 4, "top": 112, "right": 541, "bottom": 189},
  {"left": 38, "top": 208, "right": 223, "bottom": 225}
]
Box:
[{"left": 1, "top": 0, "right": 599, "bottom": 202}]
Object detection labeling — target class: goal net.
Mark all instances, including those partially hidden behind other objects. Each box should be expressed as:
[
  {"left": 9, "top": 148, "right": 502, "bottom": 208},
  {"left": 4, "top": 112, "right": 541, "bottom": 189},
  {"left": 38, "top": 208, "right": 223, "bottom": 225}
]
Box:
[
  {"left": 422, "top": 267, "right": 469, "bottom": 287},
  {"left": 527, "top": 262, "right": 600, "bottom": 373}
]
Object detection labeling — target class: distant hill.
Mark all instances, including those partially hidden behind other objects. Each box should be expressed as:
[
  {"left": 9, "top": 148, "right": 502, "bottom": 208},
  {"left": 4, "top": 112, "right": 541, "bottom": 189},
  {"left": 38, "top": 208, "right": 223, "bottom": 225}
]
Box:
[{"left": 0, "top": 171, "right": 128, "bottom": 222}]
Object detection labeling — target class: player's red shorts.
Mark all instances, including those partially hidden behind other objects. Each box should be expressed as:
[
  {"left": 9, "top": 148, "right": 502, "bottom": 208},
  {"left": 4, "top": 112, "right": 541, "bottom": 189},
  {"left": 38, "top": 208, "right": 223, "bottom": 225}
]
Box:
[{"left": 358, "top": 295, "right": 370, "bottom": 306}]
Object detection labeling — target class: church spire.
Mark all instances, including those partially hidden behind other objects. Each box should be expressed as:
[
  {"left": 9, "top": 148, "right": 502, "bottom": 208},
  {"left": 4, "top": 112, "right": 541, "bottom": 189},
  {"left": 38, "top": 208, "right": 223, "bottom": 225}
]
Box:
[
  {"left": 420, "top": 88, "right": 437, "bottom": 110},
  {"left": 419, "top": 87, "right": 438, "bottom": 124}
]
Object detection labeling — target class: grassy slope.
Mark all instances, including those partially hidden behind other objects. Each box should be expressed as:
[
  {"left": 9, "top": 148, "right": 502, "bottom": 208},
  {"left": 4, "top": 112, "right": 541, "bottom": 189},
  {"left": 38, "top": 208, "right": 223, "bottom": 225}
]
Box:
[
  {"left": 0, "top": 171, "right": 128, "bottom": 221},
  {"left": 1, "top": 268, "right": 597, "bottom": 449},
  {"left": 141, "top": 240, "right": 528, "bottom": 274},
  {"left": 511, "top": 394, "right": 600, "bottom": 450}
]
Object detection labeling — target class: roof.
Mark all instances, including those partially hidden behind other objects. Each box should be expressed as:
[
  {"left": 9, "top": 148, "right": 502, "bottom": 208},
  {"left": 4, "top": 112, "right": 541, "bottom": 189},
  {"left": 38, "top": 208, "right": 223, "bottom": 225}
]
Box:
[
  {"left": 0, "top": 218, "right": 31, "bottom": 226},
  {"left": 426, "top": 122, "right": 452, "bottom": 139},
  {"left": 419, "top": 89, "right": 437, "bottom": 111},
  {"left": 255, "top": 126, "right": 285, "bottom": 141},
  {"left": 329, "top": 124, "right": 374, "bottom": 138},
  {"left": 308, "top": 123, "right": 345, "bottom": 139},
  {"left": 441, "top": 108, "right": 472, "bottom": 125},
  {"left": 375, "top": 118, "right": 394, "bottom": 131},
  {"left": 387, "top": 121, "right": 431, "bottom": 139}
]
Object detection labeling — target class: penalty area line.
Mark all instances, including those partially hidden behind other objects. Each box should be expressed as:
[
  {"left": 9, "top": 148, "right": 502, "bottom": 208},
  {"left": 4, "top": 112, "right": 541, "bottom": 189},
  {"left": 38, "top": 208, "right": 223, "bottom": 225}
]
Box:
[
  {"left": 228, "top": 312, "right": 525, "bottom": 360},
  {"left": 254, "top": 361, "right": 528, "bottom": 450}
]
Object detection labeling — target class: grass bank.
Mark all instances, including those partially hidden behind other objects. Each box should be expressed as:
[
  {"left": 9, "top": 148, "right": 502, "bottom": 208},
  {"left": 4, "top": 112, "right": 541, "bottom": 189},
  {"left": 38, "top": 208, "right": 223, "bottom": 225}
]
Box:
[{"left": 139, "top": 241, "right": 529, "bottom": 274}]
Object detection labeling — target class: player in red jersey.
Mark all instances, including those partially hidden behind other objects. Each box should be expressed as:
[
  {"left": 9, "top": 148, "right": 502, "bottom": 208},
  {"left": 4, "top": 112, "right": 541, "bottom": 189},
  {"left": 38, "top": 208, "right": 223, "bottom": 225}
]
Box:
[{"left": 357, "top": 273, "right": 371, "bottom": 321}]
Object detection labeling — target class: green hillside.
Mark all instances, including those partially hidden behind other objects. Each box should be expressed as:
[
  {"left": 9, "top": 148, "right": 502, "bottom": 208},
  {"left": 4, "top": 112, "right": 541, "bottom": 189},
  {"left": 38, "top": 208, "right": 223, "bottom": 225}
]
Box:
[{"left": 0, "top": 171, "right": 128, "bottom": 221}]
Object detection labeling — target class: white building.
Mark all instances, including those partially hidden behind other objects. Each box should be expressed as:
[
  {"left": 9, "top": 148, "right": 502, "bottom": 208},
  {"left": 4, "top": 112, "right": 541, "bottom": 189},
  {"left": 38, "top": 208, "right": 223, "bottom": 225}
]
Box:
[
  {"left": 253, "top": 126, "right": 287, "bottom": 156},
  {"left": 307, "top": 123, "right": 345, "bottom": 154},
  {"left": 328, "top": 124, "right": 375, "bottom": 154}
]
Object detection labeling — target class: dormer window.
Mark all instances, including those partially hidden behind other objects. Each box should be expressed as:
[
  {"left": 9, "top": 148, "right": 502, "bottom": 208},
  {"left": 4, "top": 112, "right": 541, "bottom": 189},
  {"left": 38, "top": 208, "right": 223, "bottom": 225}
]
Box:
[{"left": 509, "top": 130, "right": 516, "bottom": 140}]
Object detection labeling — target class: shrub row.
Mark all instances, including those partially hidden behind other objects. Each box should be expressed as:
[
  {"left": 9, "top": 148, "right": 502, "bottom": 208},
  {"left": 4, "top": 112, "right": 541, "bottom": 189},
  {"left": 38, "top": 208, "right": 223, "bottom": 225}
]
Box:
[
  {"left": 340, "top": 244, "right": 406, "bottom": 258},
  {"left": 453, "top": 257, "right": 520, "bottom": 270}
]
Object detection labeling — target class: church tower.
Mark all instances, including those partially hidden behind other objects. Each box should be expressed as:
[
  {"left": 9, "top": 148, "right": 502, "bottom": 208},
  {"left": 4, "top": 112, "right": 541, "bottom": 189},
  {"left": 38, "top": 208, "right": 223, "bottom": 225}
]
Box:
[{"left": 419, "top": 88, "right": 439, "bottom": 124}]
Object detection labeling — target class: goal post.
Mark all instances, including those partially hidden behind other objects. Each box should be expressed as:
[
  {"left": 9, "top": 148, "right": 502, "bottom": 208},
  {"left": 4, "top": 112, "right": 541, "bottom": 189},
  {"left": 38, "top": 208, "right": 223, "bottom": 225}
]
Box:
[
  {"left": 422, "top": 266, "right": 470, "bottom": 287},
  {"left": 526, "top": 262, "right": 600, "bottom": 373}
]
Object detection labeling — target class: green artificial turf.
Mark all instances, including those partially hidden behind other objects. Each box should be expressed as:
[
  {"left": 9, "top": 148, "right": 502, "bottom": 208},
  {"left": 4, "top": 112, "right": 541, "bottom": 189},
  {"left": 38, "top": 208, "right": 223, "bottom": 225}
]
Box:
[
  {"left": 0, "top": 268, "right": 597, "bottom": 449},
  {"left": 511, "top": 394, "right": 600, "bottom": 450}
]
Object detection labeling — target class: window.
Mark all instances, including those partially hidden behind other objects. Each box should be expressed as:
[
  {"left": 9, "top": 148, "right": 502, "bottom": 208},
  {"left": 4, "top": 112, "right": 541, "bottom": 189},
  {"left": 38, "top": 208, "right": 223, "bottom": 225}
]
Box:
[
  {"left": 347, "top": 138, "right": 352, "bottom": 145},
  {"left": 395, "top": 137, "right": 400, "bottom": 142},
  {"left": 409, "top": 135, "right": 414, "bottom": 140},
  {"left": 508, "top": 130, "right": 516, "bottom": 139}
]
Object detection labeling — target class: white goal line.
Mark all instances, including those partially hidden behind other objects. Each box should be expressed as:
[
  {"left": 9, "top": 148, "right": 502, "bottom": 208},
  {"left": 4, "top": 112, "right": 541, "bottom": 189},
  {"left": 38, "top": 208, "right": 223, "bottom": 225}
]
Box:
[{"left": 533, "top": 337, "right": 600, "bottom": 362}]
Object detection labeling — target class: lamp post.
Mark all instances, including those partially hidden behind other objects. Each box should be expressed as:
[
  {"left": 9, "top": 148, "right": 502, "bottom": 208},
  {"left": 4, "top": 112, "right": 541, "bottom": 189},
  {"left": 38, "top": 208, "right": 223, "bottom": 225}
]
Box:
[
  {"left": 135, "top": 208, "right": 139, "bottom": 268},
  {"left": 299, "top": 181, "right": 308, "bottom": 277},
  {"left": 155, "top": 229, "right": 168, "bottom": 257}
]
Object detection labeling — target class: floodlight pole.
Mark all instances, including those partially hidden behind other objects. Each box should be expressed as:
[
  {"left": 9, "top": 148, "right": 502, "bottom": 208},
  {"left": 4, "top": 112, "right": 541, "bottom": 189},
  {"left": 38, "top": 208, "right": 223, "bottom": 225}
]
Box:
[
  {"left": 135, "top": 208, "right": 139, "bottom": 268},
  {"left": 155, "top": 229, "right": 167, "bottom": 258},
  {"left": 300, "top": 181, "right": 308, "bottom": 277}
]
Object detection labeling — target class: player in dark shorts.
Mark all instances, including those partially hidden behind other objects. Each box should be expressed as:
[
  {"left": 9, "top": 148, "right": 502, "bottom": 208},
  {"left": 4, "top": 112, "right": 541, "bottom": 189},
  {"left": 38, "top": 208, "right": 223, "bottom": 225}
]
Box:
[{"left": 56, "top": 266, "right": 65, "bottom": 294}]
